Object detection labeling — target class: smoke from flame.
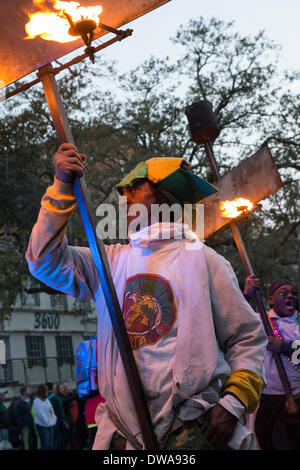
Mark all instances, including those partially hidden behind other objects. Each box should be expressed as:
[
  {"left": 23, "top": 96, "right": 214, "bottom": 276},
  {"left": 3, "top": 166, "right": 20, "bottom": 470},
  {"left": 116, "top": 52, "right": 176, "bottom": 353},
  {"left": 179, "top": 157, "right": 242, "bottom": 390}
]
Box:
[
  {"left": 220, "top": 197, "right": 253, "bottom": 218},
  {"left": 25, "top": 0, "right": 102, "bottom": 43}
]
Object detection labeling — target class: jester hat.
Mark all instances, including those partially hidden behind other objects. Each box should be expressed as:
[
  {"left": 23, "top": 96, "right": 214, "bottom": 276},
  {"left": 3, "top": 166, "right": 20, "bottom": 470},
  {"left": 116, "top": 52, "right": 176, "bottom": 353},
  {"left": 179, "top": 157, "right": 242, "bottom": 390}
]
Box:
[{"left": 116, "top": 157, "right": 218, "bottom": 206}]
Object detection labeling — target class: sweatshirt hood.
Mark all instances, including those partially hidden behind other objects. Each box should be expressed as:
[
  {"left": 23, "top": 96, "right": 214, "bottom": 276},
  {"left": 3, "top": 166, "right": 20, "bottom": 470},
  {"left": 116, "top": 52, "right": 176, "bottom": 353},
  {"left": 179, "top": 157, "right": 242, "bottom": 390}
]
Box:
[{"left": 128, "top": 222, "right": 198, "bottom": 249}]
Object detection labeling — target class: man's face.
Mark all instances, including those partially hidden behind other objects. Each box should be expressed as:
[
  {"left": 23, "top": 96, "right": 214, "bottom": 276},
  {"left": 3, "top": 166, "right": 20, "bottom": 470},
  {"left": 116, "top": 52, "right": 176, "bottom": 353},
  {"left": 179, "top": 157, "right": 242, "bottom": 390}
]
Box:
[
  {"left": 270, "top": 284, "right": 297, "bottom": 317},
  {"left": 122, "top": 181, "right": 157, "bottom": 231},
  {"left": 59, "top": 383, "right": 70, "bottom": 396},
  {"left": 0, "top": 393, "right": 6, "bottom": 403}
]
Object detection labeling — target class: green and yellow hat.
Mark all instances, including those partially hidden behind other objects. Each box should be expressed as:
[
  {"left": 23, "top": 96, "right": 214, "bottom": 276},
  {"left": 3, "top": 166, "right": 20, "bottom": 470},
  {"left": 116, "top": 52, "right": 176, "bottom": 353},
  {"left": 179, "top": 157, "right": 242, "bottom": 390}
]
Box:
[{"left": 116, "top": 157, "right": 218, "bottom": 206}]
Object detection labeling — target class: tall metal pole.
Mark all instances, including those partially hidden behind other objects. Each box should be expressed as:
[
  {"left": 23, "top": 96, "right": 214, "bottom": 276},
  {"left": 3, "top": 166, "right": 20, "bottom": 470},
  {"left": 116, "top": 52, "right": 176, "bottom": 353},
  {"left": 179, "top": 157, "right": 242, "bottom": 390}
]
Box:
[
  {"left": 37, "top": 63, "right": 158, "bottom": 449},
  {"left": 204, "top": 142, "right": 298, "bottom": 414}
]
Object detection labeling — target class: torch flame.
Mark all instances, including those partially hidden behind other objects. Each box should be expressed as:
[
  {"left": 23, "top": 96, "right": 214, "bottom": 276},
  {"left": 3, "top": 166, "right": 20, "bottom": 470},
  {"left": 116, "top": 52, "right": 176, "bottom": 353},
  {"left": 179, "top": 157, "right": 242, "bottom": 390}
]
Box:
[
  {"left": 25, "top": 0, "right": 102, "bottom": 43},
  {"left": 220, "top": 197, "right": 253, "bottom": 218}
]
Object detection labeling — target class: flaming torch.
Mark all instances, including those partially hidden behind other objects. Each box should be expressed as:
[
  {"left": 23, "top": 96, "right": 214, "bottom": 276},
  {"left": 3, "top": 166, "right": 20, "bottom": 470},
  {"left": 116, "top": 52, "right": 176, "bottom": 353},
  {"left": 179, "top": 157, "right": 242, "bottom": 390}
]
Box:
[
  {"left": 2, "top": 0, "right": 173, "bottom": 450},
  {"left": 25, "top": 0, "right": 126, "bottom": 62},
  {"left": 25, "top": 1, "right": 103, "bottom": 43},
  {"left": 220, "top": 197, "right": 253, "bottom": 219},
  {"left": 185, "top": 100, "right": 298, "bottom": 416}
]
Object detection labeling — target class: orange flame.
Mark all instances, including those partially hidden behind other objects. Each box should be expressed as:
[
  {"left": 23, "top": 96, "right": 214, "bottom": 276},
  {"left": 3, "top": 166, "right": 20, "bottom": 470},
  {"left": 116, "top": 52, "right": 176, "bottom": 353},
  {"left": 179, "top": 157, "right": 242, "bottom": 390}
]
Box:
[
  {"left": 220, "top": 197, "right": 253, "bottom": 218},
  {"left": 25, "top": 0, "right": 102, "bottom": 43}
]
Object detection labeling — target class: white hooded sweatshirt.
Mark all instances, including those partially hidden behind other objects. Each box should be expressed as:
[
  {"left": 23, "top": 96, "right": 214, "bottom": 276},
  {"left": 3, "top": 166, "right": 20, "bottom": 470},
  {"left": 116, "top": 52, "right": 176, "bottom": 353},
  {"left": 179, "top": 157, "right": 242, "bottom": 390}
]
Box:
[{"left": 26, "top": 177, "right": 267, "bottom": 449}]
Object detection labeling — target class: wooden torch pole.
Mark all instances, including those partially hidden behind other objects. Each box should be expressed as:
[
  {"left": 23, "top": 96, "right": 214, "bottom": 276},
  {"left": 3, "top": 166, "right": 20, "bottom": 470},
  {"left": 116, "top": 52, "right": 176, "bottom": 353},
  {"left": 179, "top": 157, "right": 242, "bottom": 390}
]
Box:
[
  {"left": 204, "top": 142, "right": 298, "bottom": 413},
  {"left": 37, "top": 63, "right": 158, "bottom": 449}
]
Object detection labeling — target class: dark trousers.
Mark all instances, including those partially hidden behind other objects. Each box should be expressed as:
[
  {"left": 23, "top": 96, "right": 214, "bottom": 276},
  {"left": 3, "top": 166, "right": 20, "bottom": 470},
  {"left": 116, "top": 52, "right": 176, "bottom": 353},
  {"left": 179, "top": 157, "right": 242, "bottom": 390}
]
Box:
[
  {"left": 36, "top": 424, "right": 54, "bottom": 450},
  {"left": 255, "top": 394, "right": 300, "bottom": 450},
  {"left": 53, "top": 423, "right": 63, "bottom": 450},
  {"left": 60, "top": 423, "right": 75, "bottom": 450}
]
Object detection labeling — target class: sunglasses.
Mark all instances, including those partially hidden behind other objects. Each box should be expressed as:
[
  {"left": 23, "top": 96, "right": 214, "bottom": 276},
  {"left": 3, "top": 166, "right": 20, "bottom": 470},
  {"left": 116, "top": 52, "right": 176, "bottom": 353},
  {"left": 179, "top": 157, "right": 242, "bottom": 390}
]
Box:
[{"left": 278, "top": 288, "right": 298, "bottom": 297}]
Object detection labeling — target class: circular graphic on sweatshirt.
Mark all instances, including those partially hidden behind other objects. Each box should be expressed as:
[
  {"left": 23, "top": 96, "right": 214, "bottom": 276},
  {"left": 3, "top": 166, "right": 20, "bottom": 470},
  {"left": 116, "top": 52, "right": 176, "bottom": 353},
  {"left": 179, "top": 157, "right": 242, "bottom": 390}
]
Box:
[{"left": 123, "top": 274, "right": 177, "bottom": 350}]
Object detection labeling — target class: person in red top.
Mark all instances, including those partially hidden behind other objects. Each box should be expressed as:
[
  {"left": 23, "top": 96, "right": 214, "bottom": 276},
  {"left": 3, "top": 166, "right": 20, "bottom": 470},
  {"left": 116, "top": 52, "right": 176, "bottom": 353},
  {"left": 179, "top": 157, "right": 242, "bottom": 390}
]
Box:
[{"left": 84, "top": 393, "right": 105, "bottom": 448}]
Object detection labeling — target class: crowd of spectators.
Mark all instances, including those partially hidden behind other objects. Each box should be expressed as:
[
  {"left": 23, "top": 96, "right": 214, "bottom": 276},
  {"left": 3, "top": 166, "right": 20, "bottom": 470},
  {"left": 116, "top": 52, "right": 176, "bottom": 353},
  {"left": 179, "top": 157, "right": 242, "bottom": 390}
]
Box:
[{"left": 0, "top": 383, "right": 104, "bottom": 450}]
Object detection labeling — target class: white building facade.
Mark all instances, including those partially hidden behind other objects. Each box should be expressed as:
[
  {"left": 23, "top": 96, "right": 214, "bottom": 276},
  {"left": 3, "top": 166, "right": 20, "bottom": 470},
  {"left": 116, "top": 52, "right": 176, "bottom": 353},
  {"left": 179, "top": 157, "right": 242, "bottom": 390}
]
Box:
[{"left": 0, "top": 288, "right": 97, "bottom": 402}]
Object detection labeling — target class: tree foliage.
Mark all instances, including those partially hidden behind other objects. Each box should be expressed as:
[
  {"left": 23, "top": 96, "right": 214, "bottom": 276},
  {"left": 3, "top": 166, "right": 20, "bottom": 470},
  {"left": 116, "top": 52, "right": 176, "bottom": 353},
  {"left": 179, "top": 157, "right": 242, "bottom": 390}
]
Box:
[{"left": 0, "top": 16, "right": 299, "bottom": 316}]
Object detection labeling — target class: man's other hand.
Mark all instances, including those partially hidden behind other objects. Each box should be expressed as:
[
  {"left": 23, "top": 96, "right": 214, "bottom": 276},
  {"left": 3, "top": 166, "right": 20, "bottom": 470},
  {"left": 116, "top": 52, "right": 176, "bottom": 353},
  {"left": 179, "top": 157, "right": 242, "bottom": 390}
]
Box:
[
  {"left": 243, "top": 274, "right": 260, "bottom": 298},
  {"left": 54, "top": 143, "right": 87, "bottom": 183},
  {"left": 201, "top": 404, "right": 238, "bottom": 450}
]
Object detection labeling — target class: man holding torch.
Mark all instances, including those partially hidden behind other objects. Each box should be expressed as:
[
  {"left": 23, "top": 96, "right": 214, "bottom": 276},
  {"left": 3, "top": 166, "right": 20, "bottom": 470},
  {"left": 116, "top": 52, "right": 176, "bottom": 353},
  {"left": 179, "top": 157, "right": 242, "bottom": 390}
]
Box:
[
  {"left": 26, "top": 143, "right": 267, "bottom": 450},
  {"left": 244, "top": 275, "right": 300, "bottom": 449}
]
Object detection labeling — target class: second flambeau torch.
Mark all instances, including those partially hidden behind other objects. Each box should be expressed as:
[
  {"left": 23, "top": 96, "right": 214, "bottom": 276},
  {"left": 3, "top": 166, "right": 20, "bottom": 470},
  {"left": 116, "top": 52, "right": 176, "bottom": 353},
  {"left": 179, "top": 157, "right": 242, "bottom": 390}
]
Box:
[{"left": 185, "top": 100, "right": 298, "bottom": 416}]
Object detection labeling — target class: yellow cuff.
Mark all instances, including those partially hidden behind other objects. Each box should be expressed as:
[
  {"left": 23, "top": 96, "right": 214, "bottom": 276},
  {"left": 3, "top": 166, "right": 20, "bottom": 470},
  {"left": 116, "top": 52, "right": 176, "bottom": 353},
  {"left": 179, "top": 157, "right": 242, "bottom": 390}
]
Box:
[{"left": 221, "top": 369, "right": 265, "bottom": 414}]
